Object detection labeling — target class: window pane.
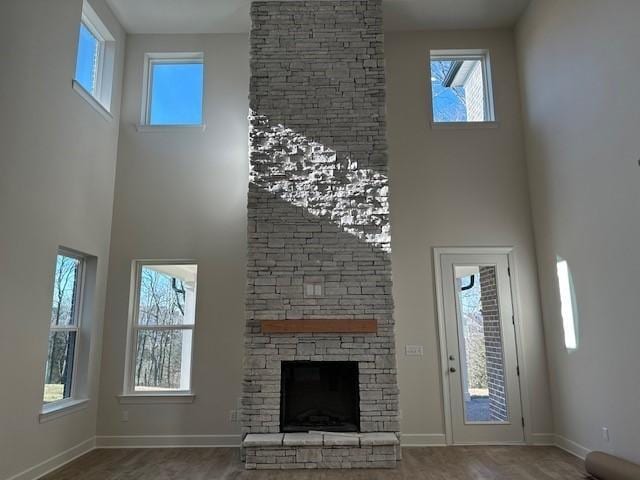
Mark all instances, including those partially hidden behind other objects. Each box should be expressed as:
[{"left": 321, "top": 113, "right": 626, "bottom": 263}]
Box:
[
  {"left": 51, "top": 255, "right": 81, "bottom": 327},
  {"left": 431, "top": 58, "right": 488, "bottom": 122},
  {"left": 455, "top": 266, "right": 509, "bottom": 423},
  {"left": 149, "top": 62, "right": 204, "bottom": 125},
  {"left": 75, "top": 23, "right": 100, "bottom": 94},
  {"left": 134, "top": 329, "right": 192, "bottom": 391},
  {"left": 137, "top": 265, "right": 197, "bottom": 326},
  {"left": 43, "top": 331, "right": 77, "bottom": 403}
]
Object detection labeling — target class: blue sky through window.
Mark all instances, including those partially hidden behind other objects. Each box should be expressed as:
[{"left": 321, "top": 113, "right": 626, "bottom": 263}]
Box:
[
  {"left": 431, "top": 60, "right": 468, "bottom": 122},
  {"left": 149, "top": 63, "right": 204, "bottom": 125},
  {"left": 75, "top": 23, "right": 99, "bottom": 94}
]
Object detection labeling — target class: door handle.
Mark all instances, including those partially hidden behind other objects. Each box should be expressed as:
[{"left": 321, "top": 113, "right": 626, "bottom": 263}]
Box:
[{"left": 449, "top": 367, "right": 457, "bottom": 373}]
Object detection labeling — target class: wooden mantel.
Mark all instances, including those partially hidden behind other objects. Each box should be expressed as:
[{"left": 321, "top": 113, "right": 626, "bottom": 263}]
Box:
[{"left": 261, "top": 319, "right": 377, "bottom": 334}]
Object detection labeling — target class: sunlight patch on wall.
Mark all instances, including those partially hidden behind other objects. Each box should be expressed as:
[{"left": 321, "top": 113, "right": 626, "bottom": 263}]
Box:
[
  {"left": 249, "top": 114, "right": 391, "bottom": 252},
  {"left": 556, "top": 257, "right": 578, "bottom": 351}
]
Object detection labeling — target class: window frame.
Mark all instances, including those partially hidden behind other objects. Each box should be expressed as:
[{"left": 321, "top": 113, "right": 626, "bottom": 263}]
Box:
[
  {"left": 429, "top": 49, "right": 496, "bottom": 126},
  {"left": 43, "top": 249, "right": 86, "bottom": 408},
  {"left": 123, "top": 260, "right": 198, "bottom": 397},
  {"left": 140, "top": 52, "right": 205, "bottom": 128},
  {"left": 72, "top": 0, "right": 116, "bottom": 117}
]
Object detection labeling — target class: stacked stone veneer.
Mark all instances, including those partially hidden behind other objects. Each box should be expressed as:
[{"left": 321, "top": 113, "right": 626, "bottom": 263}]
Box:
[
  {"left": 242, "top": 0, "right": 399, "bottom": 469},
  {"left": 479, "top": 266, "right": 508, "bottom": 422}
]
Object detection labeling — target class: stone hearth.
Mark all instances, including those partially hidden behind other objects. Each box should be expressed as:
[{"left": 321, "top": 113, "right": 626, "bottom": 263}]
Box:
[{"left": 242, "top": 0, "right": 399, "bottom": 469}]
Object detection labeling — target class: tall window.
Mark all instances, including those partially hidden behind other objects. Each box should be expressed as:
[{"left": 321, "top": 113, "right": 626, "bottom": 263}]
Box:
[
  {"left": 43, "top": 251, "right": 85, "bottom": 404},
  {"left": 430, "top": 50, "right": 495, "bottom": 123},
  {"left": 142, "top": 53, "right": 204, "bottom": 126},
  {"left": 73, "top": 1, "right": 115, "bottom": 111},
  {"left": 126, "top": 262, "right": 198, "bottom": 393}
]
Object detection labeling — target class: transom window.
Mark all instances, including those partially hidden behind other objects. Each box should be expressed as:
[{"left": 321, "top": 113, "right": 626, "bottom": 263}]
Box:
[
  {"left": 43, "top": 251, "right": 85, "bottom": 404},
  {"left": 73, "top": 1, "right": 115, "bottom": 111},
  {"left": 430, "top": 50, "right": 495, "bottom": 123},
  {"left": 143, "top": 53, "right": 204, "bottom": 126},
  {"left": 126, "top": 262, "right": 198, "bottom": 393}
]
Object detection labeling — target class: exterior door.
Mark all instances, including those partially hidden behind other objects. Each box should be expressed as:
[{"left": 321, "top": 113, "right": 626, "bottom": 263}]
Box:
[{"left": 439, "top": 252, "right": 524, "bottom": 444}]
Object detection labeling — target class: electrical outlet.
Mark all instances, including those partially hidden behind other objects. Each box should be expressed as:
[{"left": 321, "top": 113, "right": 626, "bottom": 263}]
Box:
[
  {"left": 602, "top": 427, "right": 610, "bottom": 442},
  {"left": 121, "top": 410, "right": 129, "bottom": 422},
  {"left": 230, "top": 410, "right": 238, "bottom": 423}
]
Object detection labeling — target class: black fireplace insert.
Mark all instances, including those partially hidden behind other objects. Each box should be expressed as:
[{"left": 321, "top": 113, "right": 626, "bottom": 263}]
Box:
[{"left": 280, "top": 361, "right": 360, "bottom": 433}]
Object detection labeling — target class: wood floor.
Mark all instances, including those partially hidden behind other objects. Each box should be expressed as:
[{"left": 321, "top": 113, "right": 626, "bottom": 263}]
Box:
[{"left": 42, "top": 446, "right": 587, "bottom": 480}]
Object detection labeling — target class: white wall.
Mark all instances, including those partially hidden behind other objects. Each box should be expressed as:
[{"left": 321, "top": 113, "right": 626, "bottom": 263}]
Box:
[
  {"left": 385, "top": 29, "right": 553, "bottom": 442},
  {"left": 96, "top": 34, "right": 250, "bottom": 444},
  {"left": 517, "top": 0, "right": 640, "bottom": 462},
  {"left": 0, "top": 0, "right": 125, "bottom": 478}
]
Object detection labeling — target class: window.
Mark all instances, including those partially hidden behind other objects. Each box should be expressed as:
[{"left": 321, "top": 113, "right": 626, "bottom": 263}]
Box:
[
  {"left": 43, "top": 251, "right": 85, "bottom": 404},
  {"left": 73, "top": 1, "right": 115, "bottom": 112},
  {"left": 142, "top": 53, "right": 204, "bottom": 126},
  {"left": 126, "top": 262, "right": 198, "bottom": 393},
  {"left": 430, "top": 50, "right": 495, "bottom": 123},
  {"left": 556, "top": 257, "right": 578, "bottom": 351}
]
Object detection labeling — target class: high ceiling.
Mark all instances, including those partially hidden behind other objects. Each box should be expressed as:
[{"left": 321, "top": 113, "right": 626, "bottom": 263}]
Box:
[{"left": 105, "top": 0, "right": 531, "bottom": 34}]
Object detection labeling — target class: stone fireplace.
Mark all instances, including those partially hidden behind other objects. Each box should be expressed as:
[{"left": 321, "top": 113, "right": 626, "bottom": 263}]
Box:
[{"left": 241, "top": 0, "right": 400, "bottom": 469}]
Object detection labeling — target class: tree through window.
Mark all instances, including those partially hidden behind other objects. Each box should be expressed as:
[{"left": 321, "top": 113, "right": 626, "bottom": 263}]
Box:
[{"left": 128, "top": 263, "right": 198, "bottom": 393}]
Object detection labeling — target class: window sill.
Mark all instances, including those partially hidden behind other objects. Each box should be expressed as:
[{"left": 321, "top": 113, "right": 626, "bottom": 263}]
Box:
[
  {"left": 39, "top": 398, "right": 89, "bottom": 423},
  {"left": 72, "top": 80, "right": 112, "bottom": 121},
  {"left": 117, "top": 393, "right": 196, "bottom": 404},
  {"left": 430, "top": 121, "right": 499, "bottom": 130},
  {"left": 135, "top": 124, "right": 206, "bottom": 133}
]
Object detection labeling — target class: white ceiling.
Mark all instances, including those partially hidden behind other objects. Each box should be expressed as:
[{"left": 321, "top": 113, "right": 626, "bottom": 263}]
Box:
[{"left": 105, "top": 0, "right": 531, "bottom": 34}]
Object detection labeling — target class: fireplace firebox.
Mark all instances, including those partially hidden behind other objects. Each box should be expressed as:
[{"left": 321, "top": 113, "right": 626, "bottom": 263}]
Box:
[{"left": 280, "top": 361, "right": 360, "bottom": 433}]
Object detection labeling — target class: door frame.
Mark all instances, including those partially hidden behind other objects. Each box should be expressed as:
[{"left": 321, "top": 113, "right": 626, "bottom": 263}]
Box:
[{"left": 433, "top": 246, "right": 532, "bottom": 445}]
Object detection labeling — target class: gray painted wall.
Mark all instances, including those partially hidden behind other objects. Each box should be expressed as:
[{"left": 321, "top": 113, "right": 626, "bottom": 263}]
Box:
[
  {"left": 96, "top": 33, "right": 250, "bottom": 443},
  {"left": 0, "top": 1, "right": 125, "bottom": 478},
  {"left": 97, "top": 28, "right": 553, "bottom": 446},
  {"left": 517, "top": 0, "right": 640, "bottom": 462},
  {"left": 386, "top": 29, "right": 552, "bottom": 442}
]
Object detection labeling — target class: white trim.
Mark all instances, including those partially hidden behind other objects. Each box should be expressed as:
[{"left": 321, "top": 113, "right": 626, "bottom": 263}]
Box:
[
  {"left": 432, "top": 246, "right": 531, "bottom": 445},
  {"left": 123, "top": 260, "right": 199, "bottom": 396},
  {"left": 530, "top": 433, "right": 555, "bottom": 445},
  {"left": 400, "top": 433, "right": 447, "bottom": 447},
  {"left": 39, "top": 398, "right": 89, "bottom": 423},
  {"left": 5, "top": 437, "right": 95, "bottom": 480},
  {"left": 140, "top": 52, "right": 205, "bottom": 127},
  {"left": 95, "top": 434, "right": 241, "bottom": 448},
  {"left": 72, "top": 80, "right": 113, "bottom": 121},
  {"left": 73, "top": 1, "right": 116, "bottom": 114},
  {"left": 554, "top": 435, "right": 591, "bottom": 460},
  {"left": 430, "top": 121, "right": 499, "bottom": 130},
  {"left": 116, "top": 393, "right": 195, "bottom": 404},
  {"left": 429, "top": 48, "right": 496, "bottom": 124},
  {"left": 135, "top": 124, "right": 206, "bottom": 133}
]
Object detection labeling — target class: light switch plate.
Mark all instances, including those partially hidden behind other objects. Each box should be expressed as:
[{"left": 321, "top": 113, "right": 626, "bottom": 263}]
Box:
[{"left": 405, "top": 345, "right": 424, "bottom": 356}]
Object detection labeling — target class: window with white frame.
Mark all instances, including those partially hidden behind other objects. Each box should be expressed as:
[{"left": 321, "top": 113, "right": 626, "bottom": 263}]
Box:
[
  {"left": 43, "top": 250, "right": 85, "bottom": 404},
  {"left": 430, "top": 50, "right": 495, "bottom": 123},
  {"left": 126, "top": 262, "right": 198, "bottom": 393},
  {"left": 73, "top": 1, "right": 116, "bottom": 111},
  {"left": 142, "top": 53, "right": 204, "bottom": 126}
]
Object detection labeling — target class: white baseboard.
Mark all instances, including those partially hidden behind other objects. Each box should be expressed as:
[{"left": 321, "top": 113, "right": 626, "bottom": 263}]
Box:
[
  {"left": 530, "top": 433, "right": 555, "bottom": 445},
  {"left": 554, "top": 434, "right": 591, "bottom": 460},
  {"left": 95, "top": 434, "right": 241, "bottom": 448},
  {"left": 6, "top": 437, "right": 95, "bottom": 480},
  {"left": 400, "top": 433, "right": 447, "bottom": 447}
]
